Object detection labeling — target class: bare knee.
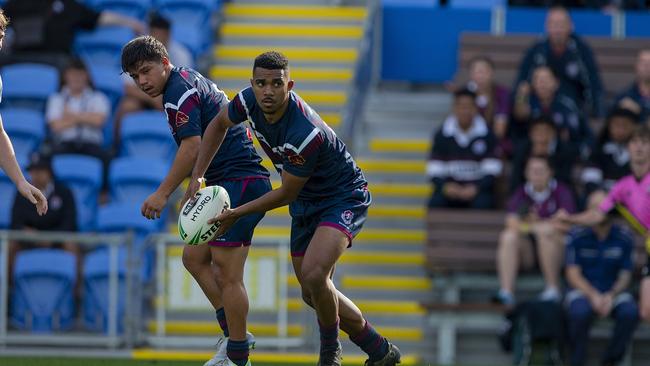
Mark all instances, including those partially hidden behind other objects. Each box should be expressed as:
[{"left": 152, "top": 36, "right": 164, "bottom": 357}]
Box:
[
  {"left": 301, "top": 266, "right": 330, "bottom": 293},
  {"left": 499, "top": 228, "right": 520, "bottom": 248},
  {"left": 301, "top": 289, "right": 314, "bottom": 308},
  {"left": 182, "top": 251, "right": 207, "bottom": 276}
]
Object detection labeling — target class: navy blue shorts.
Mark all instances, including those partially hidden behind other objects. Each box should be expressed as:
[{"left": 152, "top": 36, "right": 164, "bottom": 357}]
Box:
[
  {"left": 288, "top": 186, "right": 371, "bottom": 257},
  {"left": 206, "top": 177, "right": 271, "bottom": 247}
]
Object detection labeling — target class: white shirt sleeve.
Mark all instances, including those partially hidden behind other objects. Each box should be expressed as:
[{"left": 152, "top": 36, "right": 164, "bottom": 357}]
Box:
[{"left": 45, "top": 93, "right": 65, "bottom": 124}]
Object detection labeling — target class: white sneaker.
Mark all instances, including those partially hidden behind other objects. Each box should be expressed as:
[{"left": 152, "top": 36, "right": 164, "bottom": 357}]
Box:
[
  {"left": 219, "top": 359, "right": 251, "bottom": 366},
  {"left": 203, "top": 332, "right": 256, "bottom": 366},
  {"left": 539, "top": 287, "right": 561, "bottom": 302}
]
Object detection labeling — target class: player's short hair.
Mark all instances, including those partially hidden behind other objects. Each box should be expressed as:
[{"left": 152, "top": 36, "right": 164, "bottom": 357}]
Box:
[
  {"left": 121, "top": 35, "right": 169, "bottom": 73},
  {"left": 253, "top": 51, "right": 289, "bottom": 71},
  {"left": 453, "top": 87, "right": 476, "bottom": 102},
  {"left": 630, "top": 125, "right": 650, "bottom": 142},
  {"left": 149, "top": 12, "right": 171, "bottom": 30},
  {"left": 0, "top": 9, "right": 9, "bottom": 32}
]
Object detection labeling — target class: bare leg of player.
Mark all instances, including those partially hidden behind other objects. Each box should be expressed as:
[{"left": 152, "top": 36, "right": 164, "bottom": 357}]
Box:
[
  {"left": 294, "top": 226, "right": 401, "bottom": 365},
  {"left": 210, "top": 245, "right": 250, "bottom": 341},
  {"left": 182, "top": 245, "right": 223, "bottom": 310},
  {"left": 640, "top": 277, "right": 650, "bottom": 322}
]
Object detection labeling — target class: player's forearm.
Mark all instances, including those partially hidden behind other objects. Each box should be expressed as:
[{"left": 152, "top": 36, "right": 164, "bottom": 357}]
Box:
[
  {"left": 76, "top": 112, "right": 106, "bottom": 127},
  {"left": 568, "top": 209, "right": 605, "bottom": 226},
  {"left": 566, "top": 266, "right": 599, "bottom": 298},
  {"left": 608, "top": 271, "right": 631, "bottom": 296},
  {"left": 191, "top": 118, "right": 228, "bottom": 181},
  {"left": 234, "top": 188, "right": 295, "bottom": 217},
  {"left": 157, "top": 139, "right": 199, "bottom": 197},
  {"left": 0, "top": 126, "right": 27, "bottom": 185}
]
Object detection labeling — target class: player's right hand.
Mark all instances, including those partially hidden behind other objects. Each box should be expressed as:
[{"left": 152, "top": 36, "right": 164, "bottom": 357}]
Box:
[
  {"left": 182, "top": 177, "right": 202, "bottom": 206},
  {"left": 17, "top": 180, "right": 48, "bottom": 216}
]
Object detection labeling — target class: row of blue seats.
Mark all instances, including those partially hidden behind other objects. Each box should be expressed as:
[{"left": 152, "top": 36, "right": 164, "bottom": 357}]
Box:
[
  {"left": 4, "top": 107, "right": 175, "bottom": 164},
  {"left": 82, "top": 0, "right": 219, "bottom": 58},
  {"left": 0, "top": 155, "right": 171, "bottom": 231},
  {"left": 12, "top": 247, "right": 133, "bottom": 333}
]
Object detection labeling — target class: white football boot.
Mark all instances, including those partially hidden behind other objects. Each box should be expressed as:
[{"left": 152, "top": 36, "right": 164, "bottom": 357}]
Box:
[{"left": 203, "top": 331, "right": 256, "bottom": 366}]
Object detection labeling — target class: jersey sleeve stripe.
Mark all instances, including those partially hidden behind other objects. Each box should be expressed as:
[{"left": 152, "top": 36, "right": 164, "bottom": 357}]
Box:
[
  {"left": 238, "top": 92, "right": 251, "bottom": 121},
  {"left": 164, "top": 87, "right": 198, "bottom": 110}
]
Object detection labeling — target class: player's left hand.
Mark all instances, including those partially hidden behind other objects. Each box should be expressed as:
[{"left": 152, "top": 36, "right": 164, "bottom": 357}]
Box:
[
  {"left": 141, "top": 191, "right": 167, "bottom": 220},
  {"left": 17, "top": 180, "right": 48, "bottom": 216},
  {"left": 208, "top": 208, "right": 240, "bottom": 237}
]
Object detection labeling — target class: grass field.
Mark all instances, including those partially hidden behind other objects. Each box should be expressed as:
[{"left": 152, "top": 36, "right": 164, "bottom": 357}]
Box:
[
  {"left": 0, "top": 358, "right": 432, "bottom": 366},
  {"left": 1, "top": 359, "right": 310, "bottom": 366}
]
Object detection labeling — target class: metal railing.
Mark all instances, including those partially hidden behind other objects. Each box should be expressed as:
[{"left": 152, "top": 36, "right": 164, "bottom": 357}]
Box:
[{"left": 0, "top": 230, "right": 135, "bottom": 349}]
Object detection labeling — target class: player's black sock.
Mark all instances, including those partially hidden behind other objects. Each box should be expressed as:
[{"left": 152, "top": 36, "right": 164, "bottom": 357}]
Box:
[
  {"left": 226, "top": 339, "right": 249, "bottom": 366},
  {"left": 216, "top": 307, "right": 229, "bottom": 337},
  {"left": 349, "top": 320, "right": 389, "bottom": 361},
  {"left": 319, "top": 318, "right": 340, "bottom": 352}
]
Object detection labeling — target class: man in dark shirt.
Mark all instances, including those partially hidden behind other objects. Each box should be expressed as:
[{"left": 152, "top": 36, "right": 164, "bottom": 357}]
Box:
[
  {"left": 515, "top": 6, "right": 603, "bottom": 117},
  {"left": 565, "top": 191, "right": 638, "bottom": 366},
  {"left": 615, "top": 50, "right": 650, "bottom": 124},
  {"left": 8, "top": 152, "right": 77, "bottom": 274},
  {"left": 2, "top": 0, "right": 144, "bottom": 68},
  {"left": 427, "top": 88, "right": 502, "bottom": 209}
]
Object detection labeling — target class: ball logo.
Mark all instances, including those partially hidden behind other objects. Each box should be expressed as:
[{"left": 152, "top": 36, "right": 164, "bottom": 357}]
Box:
[
  {"left": 341, "top": 210, "right": 354, "bottom": 225},
  {"left": 190, "top": 195, "right": 212, "bottom": 222},
  {"left": 182, "top": 193, "right": 201, "bottom": 216}
]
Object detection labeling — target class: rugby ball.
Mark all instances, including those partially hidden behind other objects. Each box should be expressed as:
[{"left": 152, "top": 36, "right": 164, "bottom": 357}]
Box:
[{"left": 178, "top": 185, "right": 230, "bottom": 245}]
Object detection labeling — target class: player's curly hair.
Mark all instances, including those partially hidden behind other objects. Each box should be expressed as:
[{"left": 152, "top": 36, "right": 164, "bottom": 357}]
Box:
[
  {"left": 121, "top": 35, "right": 168, "bottom": 73},
  {"left": 0, "top": 9, "right": 9, "bottom": 32},
  {"left": 253, "top": 51, "right": 289, "bottom": 71}
]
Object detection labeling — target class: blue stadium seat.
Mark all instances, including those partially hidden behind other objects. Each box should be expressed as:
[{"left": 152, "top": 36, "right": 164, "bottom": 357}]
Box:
[
  {"left": 90, "top": 0, "right": 152, "bottom": 20},
  {"left": 96, "top": 202, "right": 160, "bottom": 281},
  {"left": 157, "top": 0, "right": 215, "bottom": 55},
  {"left": 109, "top": 157, "right": 167, "bottom": 204},
  {"left": 0, "top": 63, "right": 59, "bottom": 111},
  {"left": 1, "top": 109, "right": 46, "bottom": 162},
  {"left": 450, "top": 0, "right": 504, "bottom": 8},
  {"left": 82, "top": 246, "right": 127, "bottom": 333},
  {"left": 52, "top": 154, "right": 103, "bottom": 231},
  {"left": 89, "top": 66, "right": 124, "bottom": 110},
  {"left": 74, "top": 27, "right": 136, "bottom": 70},
  {"left": 120, "top": 111, "right": 175, "bottom": 161},
  {"left": 11, "top": 249, "right": 76, "bottom": 332},
  {"left": 0, "top": 170, "right": 16, "bottom": 229}
]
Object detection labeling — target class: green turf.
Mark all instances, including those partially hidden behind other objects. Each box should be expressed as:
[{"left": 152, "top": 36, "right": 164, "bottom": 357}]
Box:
[{"left": 0, "top": 358, "right": 438, "bottom": 366}]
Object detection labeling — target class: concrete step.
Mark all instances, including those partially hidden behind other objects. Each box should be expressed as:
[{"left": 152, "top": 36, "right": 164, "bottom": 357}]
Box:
[
  {"left": 224, "top": 4, "right": 367, "bottom": 22},
  {"left": 223, "top": 88, "right": 346, "bottom": 106},
  {"left": 214, "top": 45, "right": 358, "bottom": 64},
  {"left": 211, "top": 65, "right": 352, "bottom": 83},
  {"left": 220, "top": 22, "right": 363, "bottom": 40}
]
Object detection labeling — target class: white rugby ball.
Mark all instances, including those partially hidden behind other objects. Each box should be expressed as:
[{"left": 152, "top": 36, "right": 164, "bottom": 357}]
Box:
[{"left": 178, "top": 185, "right": 230, "bottom": 245}]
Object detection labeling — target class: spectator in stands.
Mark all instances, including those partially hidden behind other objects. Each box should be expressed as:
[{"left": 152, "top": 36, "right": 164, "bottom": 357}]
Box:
[
  {"left": 509, "top": 0, "right": 647, "bottom": 9},
  {"left": 510, "top": 117, "right": 577, "bottom": 192},
  {"left": 2, "top": 0, "right": 145, "bottom": 69},
  {"left": 614, "top": 49, "right": 650, "bottom": 124},
  {"left": 8, "top": 152, "right": 77, "bottom": 273},
  {"left": 427, "top": 88, "right": 502, "bottom": 209},
  {"left": 148, "top": 13, "right": 193, "bottom": 69},
  {"left": 494, "top": 155, "right": 576, "bottom": 306},
  {"left": 512, "top": 66, "right": 592, "bottom": 151},
  {"left": 581, "top": 108, "right": 638, "bottom": 197},
  {"left": 461, "top": 56, "right": 511, "bottom": 140},
  {"left": 515, "top": 6, "right": 603, "bottom": 117},
  {"left": 46, "top": 58, "right": 111, "bottom": 168},
  {"left": 565, "top": 191, "right": 638, "bottom": 366}
]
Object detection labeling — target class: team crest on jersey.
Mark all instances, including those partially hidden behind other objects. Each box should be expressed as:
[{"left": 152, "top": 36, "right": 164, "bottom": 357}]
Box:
[
  {"left": 176, "top": 111, "right": 189, "bottom": 127},
  {"left": 285, "top": 150, "right": 306, "bottom": 166},
  {"left": 341, "top": 210, "right": 354, "bottom": 225}
]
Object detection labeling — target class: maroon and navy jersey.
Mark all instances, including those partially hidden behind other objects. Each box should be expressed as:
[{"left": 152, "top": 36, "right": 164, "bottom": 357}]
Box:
[
  {"left": 163, "top": 67, "right": 268, "bottom": 182},
  {"left": 507, "top": 180, "right": 576, "bottom": 219},
  {"left": 228, "top": 87, "right": 366, "bottom": 201}
]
